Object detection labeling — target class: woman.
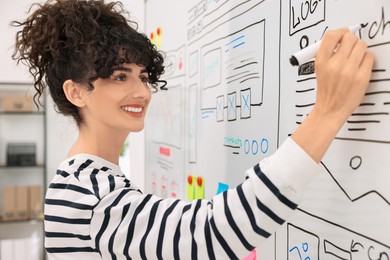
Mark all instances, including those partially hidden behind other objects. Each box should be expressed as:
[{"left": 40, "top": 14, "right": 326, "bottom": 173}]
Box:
[{"left": 12, "top": 0, "right": 373, "bottom": 259}]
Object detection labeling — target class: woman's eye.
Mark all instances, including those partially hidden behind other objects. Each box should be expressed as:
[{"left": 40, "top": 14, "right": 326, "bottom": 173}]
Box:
[
  {"left": 140, "top": 76, "right": 149, "bottom": 84},
  {"left": 113, "top": 74, "right": 127, "bottom": 81}
]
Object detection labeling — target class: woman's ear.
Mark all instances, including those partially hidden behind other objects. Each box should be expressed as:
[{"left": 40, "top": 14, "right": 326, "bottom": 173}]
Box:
[{"left": 63, "top": 80, "right": 86, "bottom": 107}]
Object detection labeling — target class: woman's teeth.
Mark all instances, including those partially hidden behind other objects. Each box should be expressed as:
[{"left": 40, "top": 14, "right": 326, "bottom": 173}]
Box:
[{"left": 121, "top": 106, "right": 143, "bottom": 113}]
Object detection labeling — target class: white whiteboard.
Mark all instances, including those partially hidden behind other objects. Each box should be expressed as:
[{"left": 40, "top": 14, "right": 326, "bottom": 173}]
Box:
[{"left": 144, "top": 0, "right": 390, "bottom": 258}]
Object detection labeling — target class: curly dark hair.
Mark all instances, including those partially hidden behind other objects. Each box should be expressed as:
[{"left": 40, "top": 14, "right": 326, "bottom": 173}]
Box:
[{"left": 12, "top": 0, "right": 166, "bottom": 125}]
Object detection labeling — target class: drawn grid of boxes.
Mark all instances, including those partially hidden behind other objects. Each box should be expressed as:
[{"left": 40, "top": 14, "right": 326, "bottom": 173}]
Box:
[{"left": 196, "top": 20, "right": 266, "bottom": 122}]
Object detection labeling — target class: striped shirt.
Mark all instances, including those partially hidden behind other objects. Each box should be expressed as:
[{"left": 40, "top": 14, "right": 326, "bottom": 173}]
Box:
[{"left": 44, "top": 138, "right": 320, "bottom": 259}]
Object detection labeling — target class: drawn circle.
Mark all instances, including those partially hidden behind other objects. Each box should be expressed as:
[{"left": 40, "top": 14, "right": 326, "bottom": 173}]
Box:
[
  {"left": 350, "top": 155, "right": 362, "bottom": 170},
  {"left": 302, "top": 242, "right": 309, "bottom": 252},
  {"left": 251, "top": 140, "right": 259, "bottom": 155},
  {"left": 261, "top": 138, "right": 269, "bottom": 154},
  {"left": 244, "top": 139, "right": 250, "bottom": 154},
  {"left": 300, "top": 35, "right": 309, "bottom": 49}
]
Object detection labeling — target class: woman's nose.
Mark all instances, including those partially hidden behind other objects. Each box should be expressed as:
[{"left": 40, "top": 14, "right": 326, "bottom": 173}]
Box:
[{"left": 132, "top": 79, "right": 151, "bottom": 100}]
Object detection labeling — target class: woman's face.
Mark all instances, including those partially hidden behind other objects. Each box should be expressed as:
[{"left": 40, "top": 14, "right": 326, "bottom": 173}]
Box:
[{"left": 80, "top": 63, "right": 152, "bottom": 134}]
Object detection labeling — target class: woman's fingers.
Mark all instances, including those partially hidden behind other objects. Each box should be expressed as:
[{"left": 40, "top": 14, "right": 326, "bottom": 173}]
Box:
[
  {"left": 334, "top": 32, "right": 359, "bottom": 61},
  {"left": 317, "top": 27, "right": 349, "bottom": 60},
  {"left": 357, "top": 51, "right": 375, "bottom": 84},
  {"left": 314, "top": 27, "right": 374, "bottom": 118},
  {"left": 348, "top": 39, "right": 370, "bottom": 68}
]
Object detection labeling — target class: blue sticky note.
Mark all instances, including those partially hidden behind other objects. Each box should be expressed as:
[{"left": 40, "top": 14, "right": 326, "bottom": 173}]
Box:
[{"left": 216, "top": 182, "right": 229, "bottom": 194}]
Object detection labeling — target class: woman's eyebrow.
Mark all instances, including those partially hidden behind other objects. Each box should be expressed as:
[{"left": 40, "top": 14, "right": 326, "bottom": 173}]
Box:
[
  {"left": 112, "top": 67, "right": 148, "bottom": 74},
  {"left": 112, "top": 67, "right": 132, "bottom": 73}
]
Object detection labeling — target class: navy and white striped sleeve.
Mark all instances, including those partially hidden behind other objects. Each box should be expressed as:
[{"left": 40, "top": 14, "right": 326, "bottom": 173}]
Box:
[{"left": 90, "top": 137, "right": 320, "bottom": 259}]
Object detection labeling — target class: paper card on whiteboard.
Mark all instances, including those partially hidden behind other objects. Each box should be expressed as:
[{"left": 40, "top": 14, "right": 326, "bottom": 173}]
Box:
[{"left": 216, "top": 182, "right": 229, "bottom": 194}]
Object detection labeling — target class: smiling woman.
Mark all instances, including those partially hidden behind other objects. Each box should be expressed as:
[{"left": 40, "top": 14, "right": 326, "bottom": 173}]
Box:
[
  {"left": 10, "top": 0, "right": 374, "bottom": 259},
  {"left": 64, "top": 63, "right": 153, "bottom": 140},
  {"left": 12, "top": 0, "right": 165, "bottom": 126}
]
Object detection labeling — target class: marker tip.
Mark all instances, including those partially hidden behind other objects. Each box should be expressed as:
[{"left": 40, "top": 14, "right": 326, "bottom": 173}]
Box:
[{"left": 290, "top": 56, "right": 299, "bottom": 66}]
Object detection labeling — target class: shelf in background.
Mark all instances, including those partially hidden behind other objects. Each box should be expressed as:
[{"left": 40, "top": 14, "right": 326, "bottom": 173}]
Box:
[
  {"left": 0, "top": 165, "right": 45, "bottom": 169},
  {"left": 0, "top": 218, "right": 43, "bottom": 225},
  {"left": 0, "top": 219, "right": 44, "bottom": 240},
  {"left": 0, "top": 82, "right": 46, "bottom": 259},
  {"left": 0, "top": 111, "right": 44, "bottom": 115}
]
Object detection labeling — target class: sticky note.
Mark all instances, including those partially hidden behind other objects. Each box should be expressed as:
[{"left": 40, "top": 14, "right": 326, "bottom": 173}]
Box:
[
  {"left": 150, "top": 32, "right": 155, "bottom": 45},
  {"left": 216, "top": 182, "right": 229, "bottom": 194},
  {"left": 186, "top": 175, "right": 195, "bottom": 201},
  {"left": 242, "top": 249, "right": 256, "bottom": 260},
  {"left": 195, "top": 176, "right": 204, "bottom": 199},
  {"left": 157, "top": 27, "right": 162, "bottom": 47}
]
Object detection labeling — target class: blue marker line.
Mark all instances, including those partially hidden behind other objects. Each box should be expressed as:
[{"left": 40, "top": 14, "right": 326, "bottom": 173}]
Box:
[
  {"left": 233, "top": 42, "right": 245, "bottom": 48},
  {"left": 201, "top": 110, "right": 215, "bottom": 119},
  {"left": 226, "top": 35, "right": 245, "bottom": 46},
  {"left": 201, "top": 110, "right": 215, "bottom": 115}
]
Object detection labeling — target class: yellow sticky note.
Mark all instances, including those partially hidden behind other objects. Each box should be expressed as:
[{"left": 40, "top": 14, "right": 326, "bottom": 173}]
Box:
[
  {"left": 150, "top": 32, "right": 155, "bottom": 46},
  {"left": 186, "top": 175, "right": 195, "bottom": 201},
  {"left": 157, "top": 27, "right": 162, "bottom": 48},
  {"left": 195, "top": 176, "right": 204, "bottom": 199}
]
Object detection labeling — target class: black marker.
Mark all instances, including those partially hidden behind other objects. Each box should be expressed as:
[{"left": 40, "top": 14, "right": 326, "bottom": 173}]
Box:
[{"left": 290, "top": 24, "right": 363, "bottom": 66}]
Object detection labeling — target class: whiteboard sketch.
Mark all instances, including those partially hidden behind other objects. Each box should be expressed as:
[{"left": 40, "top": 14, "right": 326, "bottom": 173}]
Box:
[
  {"left": 279, "top": 0, "right": 390, "bottom": 259},
  {"left": 145, "top": 0, "right": 390, "bottom": 258}
]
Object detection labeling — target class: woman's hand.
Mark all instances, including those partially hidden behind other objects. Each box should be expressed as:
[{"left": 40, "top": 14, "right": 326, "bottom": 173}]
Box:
[
  {"left": 314, "top": 27, "right": 374, "bottom": 121},
  {"left": 292, "top": 28, "right": 374, "bottom": 163}
]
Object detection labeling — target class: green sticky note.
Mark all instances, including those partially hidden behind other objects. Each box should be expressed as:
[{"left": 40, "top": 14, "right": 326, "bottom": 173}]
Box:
[
  {"left": 195, "top": 176, "right": 204, "bottom": 199},
  {"left": 186, "top": 175, "right": 195, "bottom": 201}
]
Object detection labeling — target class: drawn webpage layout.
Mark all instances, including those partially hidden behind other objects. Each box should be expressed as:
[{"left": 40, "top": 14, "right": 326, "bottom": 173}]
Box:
[
  {"left": 145, "top": 0, "right": 280, "bottom": 206},
  {"left": 279, "top": 0, "right": 390, "bottom": 259},
  {"left": 186, "top": 0, "right": 280, "bottom": 193},
  {"left": 145, "top": 0, "right": 390, "bottom": 259}
]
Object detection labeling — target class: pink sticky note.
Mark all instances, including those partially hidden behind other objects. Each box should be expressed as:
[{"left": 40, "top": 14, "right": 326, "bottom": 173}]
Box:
[{"left": 242, "top": 249, "right": 257, "bottom": 260}]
